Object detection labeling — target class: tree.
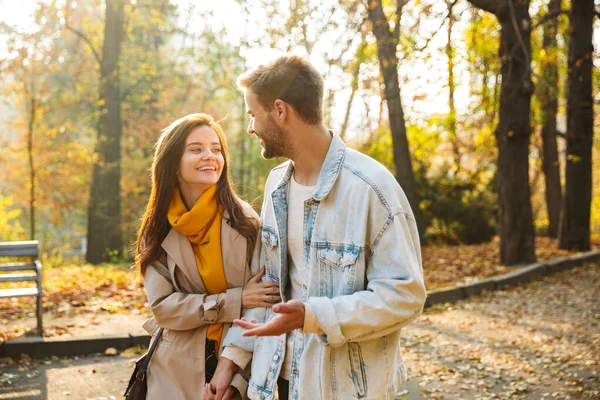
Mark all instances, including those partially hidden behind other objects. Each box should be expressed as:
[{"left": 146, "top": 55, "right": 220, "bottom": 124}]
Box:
[
  {"left": 367, "top": 0, "right": 424, "bottom": 234},
  {"left": 78, "top": 0, "right": 126, "bottom": 263},
  {"left": 446, "top": 0, "right": 461, "bottom": 173},
  {"left": 466, "top": 0, "right": 536, "bottom": 265},
  {"left": 559, "top": 0, "right": 595, "bottom": 250},
  {"left": 538, "top": 0, "right": 562, "bottom": 238}
]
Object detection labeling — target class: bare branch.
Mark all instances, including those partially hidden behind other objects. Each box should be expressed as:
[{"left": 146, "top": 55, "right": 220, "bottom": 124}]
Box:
[
  {"left": 392, "top": 0, "right": 408, "bottom": 41},
  {"left": 65, "top": 23, "right": 102, "bottom": 65},
  {"left": 532, "top": 8, "right": 569, "bottom": 30},
  {"left": 409, "top": 7, "right": 453, "bottom": 54},
  {"left": 466, "top": 0, "right": 500, "bottom": 16},
  {"left": 507, "top": 0, "right": 530, "bottom": 70}
]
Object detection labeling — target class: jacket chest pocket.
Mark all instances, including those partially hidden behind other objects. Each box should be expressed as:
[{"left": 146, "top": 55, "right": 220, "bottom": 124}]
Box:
[
  {"left": 261, "top": 226, "right": 279, "bottom": 281},
  {"left": 317, "top": 247, "right": 360, "bottom": 298}
]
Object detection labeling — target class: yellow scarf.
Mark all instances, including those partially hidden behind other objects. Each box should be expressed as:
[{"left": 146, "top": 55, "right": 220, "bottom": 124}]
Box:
[{"left": 167, "top": 185, "right": 228, "bottom": 351}]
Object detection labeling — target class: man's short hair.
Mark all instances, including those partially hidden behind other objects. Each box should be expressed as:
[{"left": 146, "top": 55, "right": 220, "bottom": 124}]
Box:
[{"left": 237, "top": 55, "right": 324, "bottom": 125}]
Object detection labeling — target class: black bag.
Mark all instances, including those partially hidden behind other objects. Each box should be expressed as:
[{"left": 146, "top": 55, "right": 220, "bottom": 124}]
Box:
[{"left": 124, "top": 328, "right": 164, "bottom": 400}]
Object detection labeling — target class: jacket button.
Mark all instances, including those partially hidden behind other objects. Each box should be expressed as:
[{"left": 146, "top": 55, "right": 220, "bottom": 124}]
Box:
[{"left": 273, "top": 354, "right": 280, "bottom": 362}]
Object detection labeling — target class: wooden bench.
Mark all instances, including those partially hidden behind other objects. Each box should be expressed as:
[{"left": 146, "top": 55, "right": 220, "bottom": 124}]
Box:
[{"left": 0, "top": 240, "right": 43, "bottom": 335}]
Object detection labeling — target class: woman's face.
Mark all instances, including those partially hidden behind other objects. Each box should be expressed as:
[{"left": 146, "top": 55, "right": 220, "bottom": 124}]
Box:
[{"left": 177, "top": 125, "right": 225, "bottom": 192}]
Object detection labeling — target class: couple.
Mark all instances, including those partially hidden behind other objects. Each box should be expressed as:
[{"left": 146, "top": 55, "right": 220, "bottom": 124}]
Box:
[{"left": 135, "top": 55, "right": 426, "bottom": 400}]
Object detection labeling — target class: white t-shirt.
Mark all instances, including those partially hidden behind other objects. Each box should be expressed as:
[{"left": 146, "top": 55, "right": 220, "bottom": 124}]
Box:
[{"left": 280, "top": 173, "right": 315, "bottom": 380}]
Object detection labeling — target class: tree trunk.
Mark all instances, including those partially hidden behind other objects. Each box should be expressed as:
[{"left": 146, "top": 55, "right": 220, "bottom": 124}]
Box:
[
  {"left": 467, "top": 0, "right": 536, "bottom": 265},
  {"left": 27, "top": 97, "right": 36, "bottom": 240},
  {"left": 495, "top": 2, "right": 536, "bottom": 265},
  {"left": 341, "top": 39, "right": 367, "bottom": 140},
  {"left": 446, "top": 0, "right": 460, "bottom": 173},
  {"left": 238, "top": 96, "right": 247, "bottom": 196},
  {"left": 367, "top": 0, "right": 423, "bottom": 234},
  {"left": 340, "top": 68, "right": 359, "bottom": 140},
  {"left": 559, "top": 0, "right": 594, "bottom": 251},
  {"left": 86, "top": 0, "right": 125, "bottom": 264},
  {"left": 539, "top": 0, "right": 562, "bottom": 238}
]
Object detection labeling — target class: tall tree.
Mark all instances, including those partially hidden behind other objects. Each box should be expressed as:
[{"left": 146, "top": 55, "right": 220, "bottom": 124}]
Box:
[
  {"left": 446, "top": 0, "right": 461, "bottom": 173},
  {"left": 539, "top": 0, "right": 562, "bottom": 238},
  {"left": 367, "top": 0, "right": 424, "bottom": 233},
  {"left": 466, "top": 0, "right": 536, "bottom": 265},
  {"left": 1, "top": 27, "right": 53, "bottom": 241},
  {"left": 85, "top": 0, "right": 126, "bottom": 263},
  {"left": 559, "top": 0, "right": 594, "bottom": 250},
  {"left": 340, "top": 36, "right": 368, "bottom": 140}
]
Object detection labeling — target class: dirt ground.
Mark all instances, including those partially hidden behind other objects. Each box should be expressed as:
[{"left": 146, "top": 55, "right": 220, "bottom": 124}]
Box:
[{"left": 0, "top": 262, "right": 598, "bottom": 400}]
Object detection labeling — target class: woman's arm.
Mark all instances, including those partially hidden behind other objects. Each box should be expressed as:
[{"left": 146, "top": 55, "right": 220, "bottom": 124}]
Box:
[{"left": 144, "top": 262, "right": 245, "bottom": 331}]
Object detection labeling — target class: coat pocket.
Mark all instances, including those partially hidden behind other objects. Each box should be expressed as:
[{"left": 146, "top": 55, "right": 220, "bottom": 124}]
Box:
[
  {"left": 317, "top": 246, "right": 360, "bottom": 297},
  {"left": 333, "top": 337, "right": 391, "bottom": 400}
]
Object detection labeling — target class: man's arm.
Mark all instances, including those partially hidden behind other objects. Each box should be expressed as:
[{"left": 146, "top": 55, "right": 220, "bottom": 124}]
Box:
[
  {"left": 235, "top": 211, "right": 426, "bottom": 346},
  {"left": 210, "top": 211, "right": 269, "bottom": 399},
  {"left": 307, "top": 211, "right": 426, "bottom": 347}
]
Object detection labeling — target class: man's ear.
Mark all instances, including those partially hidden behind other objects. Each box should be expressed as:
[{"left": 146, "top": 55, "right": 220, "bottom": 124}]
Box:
[{"left": 273, "top": 99, "right": 287, "bottom": 122}]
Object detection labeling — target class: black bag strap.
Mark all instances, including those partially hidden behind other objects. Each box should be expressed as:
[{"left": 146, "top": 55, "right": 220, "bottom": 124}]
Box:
[{"left": 137, "top": 328, "right": 164, "bottom": 378}]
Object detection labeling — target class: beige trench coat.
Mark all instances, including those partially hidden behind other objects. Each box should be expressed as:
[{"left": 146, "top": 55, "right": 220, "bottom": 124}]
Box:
[{"left": 142, "top": 202, "right": 258, "bottom": 399}]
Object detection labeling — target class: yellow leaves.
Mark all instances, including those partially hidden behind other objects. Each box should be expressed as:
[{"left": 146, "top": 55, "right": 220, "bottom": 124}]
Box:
[
  {"left": 566, "top": 154, "right": 581, "bottom": 163},
  {"left": 507, "top": 130, "right": 514, "bottom": 137},
  {"left": 0, "top": 196, "right": 26, "bottom": 241}
]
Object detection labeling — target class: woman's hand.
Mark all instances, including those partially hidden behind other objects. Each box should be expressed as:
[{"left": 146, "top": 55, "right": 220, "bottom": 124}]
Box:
[{"left": 242, "top": 266, "right": 281, "bottom": 308}]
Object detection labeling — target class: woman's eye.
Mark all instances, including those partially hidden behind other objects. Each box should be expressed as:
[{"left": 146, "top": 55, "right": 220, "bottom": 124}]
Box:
[{"left": 213, "top": 148, "right": 221, "bottom": 153}]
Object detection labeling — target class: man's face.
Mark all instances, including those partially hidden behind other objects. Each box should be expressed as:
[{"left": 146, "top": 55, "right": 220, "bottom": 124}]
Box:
[{"left": 244, "top": 90, "right": 290, "bottom": 159}]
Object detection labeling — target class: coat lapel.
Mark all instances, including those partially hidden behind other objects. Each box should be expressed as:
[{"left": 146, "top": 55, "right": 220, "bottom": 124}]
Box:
[
  {"left": 161, "top": 213, "right": 248, "bottom": 293},
  {"left": 161, "top": 228, "right": 207, "bottom": 293}
]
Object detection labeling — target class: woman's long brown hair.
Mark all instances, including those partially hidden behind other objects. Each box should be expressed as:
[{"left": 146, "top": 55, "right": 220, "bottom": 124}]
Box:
[{"left": 135, "top": 113, "right": 258, "bottom": 278}]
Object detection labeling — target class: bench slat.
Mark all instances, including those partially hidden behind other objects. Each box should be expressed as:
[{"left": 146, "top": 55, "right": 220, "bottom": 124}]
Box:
[
  {"left": 0, "top": 273, "right": 38, "bottom": 283},
  {"left": 0, "top": 241, "right": 39, "bottom": 257},
  {"left": 0, "top": 287, "right": 39, "bottom": 298},
  {"left": 0, "top": 263, "right": 37, "bottom": 272}
]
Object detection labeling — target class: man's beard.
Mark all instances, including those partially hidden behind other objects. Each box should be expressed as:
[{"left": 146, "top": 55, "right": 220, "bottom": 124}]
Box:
[{"left": 258, "top": 115, "right": 289, "bottom": 159}]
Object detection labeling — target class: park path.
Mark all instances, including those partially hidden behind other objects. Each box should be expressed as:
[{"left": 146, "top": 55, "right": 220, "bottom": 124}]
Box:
[
  {"left": 1, "top": 262, "right": 598, "bottom": 400},
  {"left": 400, "top": 262, "right": 599, "bottom": 400}
]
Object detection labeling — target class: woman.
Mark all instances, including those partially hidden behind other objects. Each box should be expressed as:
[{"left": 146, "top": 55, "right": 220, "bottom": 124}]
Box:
[{"left": 135, "top": 113, "right": 279, "bottom": 399}]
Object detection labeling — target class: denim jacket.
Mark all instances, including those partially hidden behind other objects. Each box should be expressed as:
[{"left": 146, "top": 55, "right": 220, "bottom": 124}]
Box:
[{"left": 223, "top": 133, "right": 426, "bottom": 400}]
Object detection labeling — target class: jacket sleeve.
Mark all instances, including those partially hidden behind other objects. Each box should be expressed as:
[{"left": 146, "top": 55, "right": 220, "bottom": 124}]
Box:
[
  {"left": 144, "top": 260, "right": 243, "bottom": 331},
  {"left": 307, "top": 211, "right": 426, "bottom": 347},
  {"left": 220, "top": 215, "right": 268, "bottom": 368}
]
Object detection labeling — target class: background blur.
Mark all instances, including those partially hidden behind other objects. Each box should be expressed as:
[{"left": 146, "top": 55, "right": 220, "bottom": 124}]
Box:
[{"left": 0, "top": 0, "right": 598, "bottom": 266}]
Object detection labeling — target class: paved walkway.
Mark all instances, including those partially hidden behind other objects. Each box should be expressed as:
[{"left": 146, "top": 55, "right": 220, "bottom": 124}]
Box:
[{"left": 1, "top": 263, "right": 598, "bottom": 400}]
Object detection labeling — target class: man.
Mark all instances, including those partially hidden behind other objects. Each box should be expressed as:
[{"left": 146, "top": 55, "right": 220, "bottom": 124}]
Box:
[{"left": 209, "top": 55, "right": 426, "bottom": 400}]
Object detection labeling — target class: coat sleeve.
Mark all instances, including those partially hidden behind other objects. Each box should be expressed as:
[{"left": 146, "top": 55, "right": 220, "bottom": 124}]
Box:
[{"left": 144, "top": 260, "right": 243, "bottom": 331}]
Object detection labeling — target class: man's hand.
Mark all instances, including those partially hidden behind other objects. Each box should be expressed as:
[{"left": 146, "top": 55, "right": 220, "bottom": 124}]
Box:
[
  {"left": 203, "top": 384, "right": 241, "bottom": 400},
  {"left": 209, "top": 357, "right": 239, "bottom": 400},
  {"left": 234, "top": 300, "right": 305, "bottom": 337}
]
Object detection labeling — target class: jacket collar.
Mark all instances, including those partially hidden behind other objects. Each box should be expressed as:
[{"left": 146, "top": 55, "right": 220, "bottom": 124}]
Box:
[
  {"left": 273, "top": 131, "right": 346, "bottom": 201},
  {"left": 161, "top": 210, "right": 247, "bottom": 292}
]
